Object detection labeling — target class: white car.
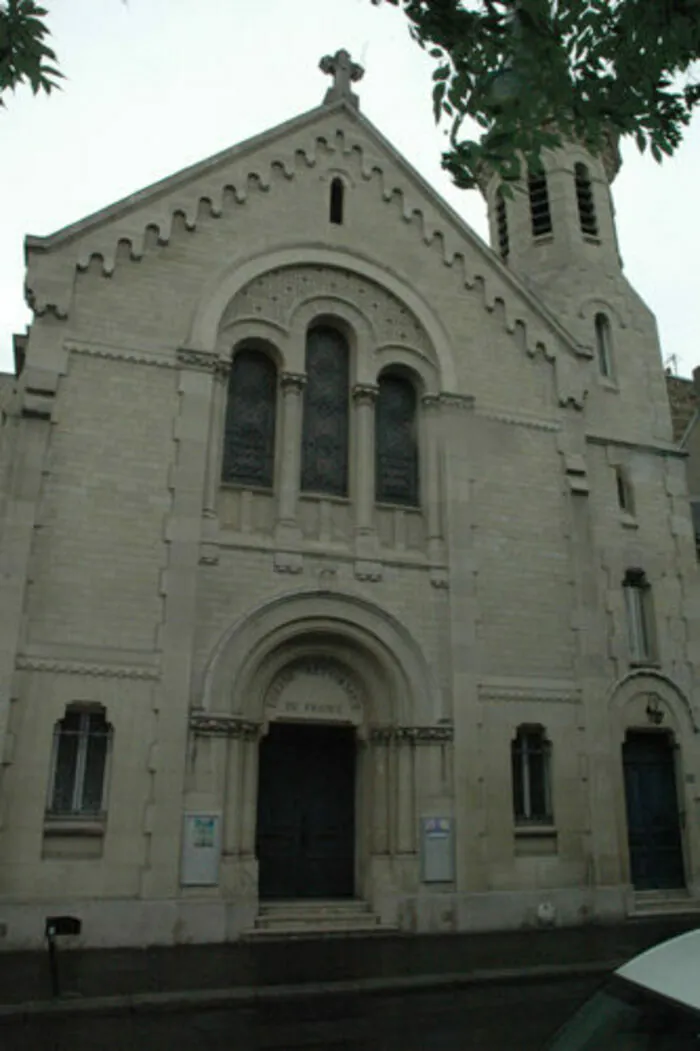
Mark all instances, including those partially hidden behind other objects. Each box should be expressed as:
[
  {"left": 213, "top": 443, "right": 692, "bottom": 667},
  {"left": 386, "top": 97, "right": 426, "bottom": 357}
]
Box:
[{"left": 544, "top": 928, "right": 700, "bottom": 1049}]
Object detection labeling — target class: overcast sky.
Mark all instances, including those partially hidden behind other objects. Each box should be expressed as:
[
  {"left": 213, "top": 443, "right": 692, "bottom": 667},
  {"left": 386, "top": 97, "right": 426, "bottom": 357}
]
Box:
[{"left": 2, "top": 0, "right": 699, "bottom": 378}]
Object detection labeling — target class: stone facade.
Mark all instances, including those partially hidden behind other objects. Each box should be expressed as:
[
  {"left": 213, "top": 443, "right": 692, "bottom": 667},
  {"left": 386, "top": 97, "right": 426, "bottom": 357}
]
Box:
[{"left": 0, "top": 56, "right": 699, "bottom": 952}]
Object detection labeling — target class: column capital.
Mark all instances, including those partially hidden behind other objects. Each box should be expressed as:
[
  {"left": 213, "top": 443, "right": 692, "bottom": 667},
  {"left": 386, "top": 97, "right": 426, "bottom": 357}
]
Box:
[
  {"left": 280, "top": 371, "right": 307, "bottom": 393},
  {"left": 352, "top": 382, "right": 379, "bottom": 405},
  {"left": 421, "top": 392, "right": 442, "bottom": 412}
]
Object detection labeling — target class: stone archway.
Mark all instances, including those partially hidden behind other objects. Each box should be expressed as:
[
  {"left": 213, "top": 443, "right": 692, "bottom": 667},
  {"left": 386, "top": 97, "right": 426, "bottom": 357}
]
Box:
[{"left": 191, "top": 590, "right": 451, "bottom": 930}]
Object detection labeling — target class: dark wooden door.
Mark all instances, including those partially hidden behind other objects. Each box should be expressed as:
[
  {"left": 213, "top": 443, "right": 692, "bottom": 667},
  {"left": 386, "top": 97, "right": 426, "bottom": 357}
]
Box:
[
  {"left": 623, "top": 732, "right": 685, "bottom": 890},
  {"left": 256, "top": 723, "right": 355, "bottom": 900}
]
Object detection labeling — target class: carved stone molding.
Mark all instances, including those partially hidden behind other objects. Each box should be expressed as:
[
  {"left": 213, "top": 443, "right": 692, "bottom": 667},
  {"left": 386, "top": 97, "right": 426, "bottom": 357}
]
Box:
[
  {"left": 176, "top": 347, "right": 221, "bottom": 373},
  {"left": 352, "top": 383, "right": 379, "bottom": 406},
  {"left": 354, "top": 559, "right": 382, "bottom": 582},
  {"left": 478, "top": 681, "right": 580, "bottom": 704},
  {"left": 439, "top": 392, "right": 475, "bottom": 412},
  {"left": 476, "top": 408, "right": 560, "bottom": 433},
  {"left": 190, "top": 712, "right": 260, "bottom": 738},
  {"left": 280, "top": 371, "right": 307, "bottom": 393},
  {"left": 67, "top": 342, "right": 177, "bottom": 371},
  {"left": 267, "top": 657, "right": 363, "bottom": 708},
  {"left": 16, "top": 656, "right": 160, "bottom": 680},
  {"left": 274, "top": 550, "right": 304, "bottom": 574},
  {"left": 228, "top": 265, "right": 432, "bottom": 357},
  {"left": 369, "top": 725, "right": 454, "bottom": 744}
]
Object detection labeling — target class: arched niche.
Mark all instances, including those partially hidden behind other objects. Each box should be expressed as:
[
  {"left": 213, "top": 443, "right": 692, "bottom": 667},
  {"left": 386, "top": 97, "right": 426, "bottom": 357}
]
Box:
[{"left": 608, "top": 669, "right": 698, "bottom": 740}]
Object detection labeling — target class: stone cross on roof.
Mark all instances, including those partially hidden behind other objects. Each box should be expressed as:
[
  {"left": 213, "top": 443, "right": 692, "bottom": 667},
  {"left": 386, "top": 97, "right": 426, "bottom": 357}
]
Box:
[{"left": 320, "top": 49, "right": 364, "bottom": 110}]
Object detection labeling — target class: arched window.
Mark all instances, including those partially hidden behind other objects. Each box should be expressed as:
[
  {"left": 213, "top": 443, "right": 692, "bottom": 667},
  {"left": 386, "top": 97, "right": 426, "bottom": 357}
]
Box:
[
  {"left": 221, "top": 349, "right": 277, "bottom": 488},
  {"left": 594, "top": 312, "right": 613, "bottom": 378},
  {"left": 48, "top": 706, "right": 111, "bottom": 817},
  {"left": 511, "top": 725, "right": 552, "bottom": 824},
  {"left": 495, "top": 187, "right": 510, "bottom": 260},
  {"left": 375, "top": 373, "right": 419, "bottom": 507},
  {"left": 528, "top": 170, "right": 552, "bottom": 237},
  {"left": 301, "top": 326, "right": 349, "bottom": 496},
  {"left": 330, "top": 178, "right": 344, "bottom": 225},
  {"left": 575, "top": 163, "right": 598, "bottom": 236}
]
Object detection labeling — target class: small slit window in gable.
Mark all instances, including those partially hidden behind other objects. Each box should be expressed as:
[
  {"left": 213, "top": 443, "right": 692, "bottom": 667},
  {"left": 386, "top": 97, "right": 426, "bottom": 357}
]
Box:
[
  {"left": 528, "top": 171, "right": 552, "bottom": 237},
  {"left": 330, "top": 178, "right": 344, "bottom": 225},
  {"left": 575, "top": 163, "right": 599, "bottom": 237},
  {"left": 495, "top": 188, "right": 510, "bottom": 260}
]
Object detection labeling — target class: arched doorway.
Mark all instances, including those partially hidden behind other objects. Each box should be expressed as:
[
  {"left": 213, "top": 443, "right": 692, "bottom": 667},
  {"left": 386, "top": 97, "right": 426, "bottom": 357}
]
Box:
[
  {"left": 257, "top": 721, "right": 356, "bottom": 899},
  {"left": 623, "top": 730, "right": 685, "bottom": 890}
]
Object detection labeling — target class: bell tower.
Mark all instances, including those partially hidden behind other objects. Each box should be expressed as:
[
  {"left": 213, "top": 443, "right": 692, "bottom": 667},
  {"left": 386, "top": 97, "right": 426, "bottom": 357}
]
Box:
[{"left": 482, "top": 133, "right": 624, "bottom": 318}]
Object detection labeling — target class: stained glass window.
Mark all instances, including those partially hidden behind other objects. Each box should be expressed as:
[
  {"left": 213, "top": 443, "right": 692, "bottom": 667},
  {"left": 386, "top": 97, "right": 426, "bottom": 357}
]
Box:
[
  {"left": 376, "top": 373, "right": 419, "bottom": 507},
  {"left": 222, "top": 349, "right": 277, "bottom": 488},
  {"left": 301, "top": 327, "right": 349, "bottom": 496}
]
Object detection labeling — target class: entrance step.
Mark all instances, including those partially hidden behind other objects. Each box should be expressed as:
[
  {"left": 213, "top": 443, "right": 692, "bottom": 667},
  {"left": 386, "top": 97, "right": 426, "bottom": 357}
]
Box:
[
  {"left": 249, "top": 900, "right": 389, "bottom": 938},
  {"left": 632, "top": 889, "right": 700, "bottom": 917}
]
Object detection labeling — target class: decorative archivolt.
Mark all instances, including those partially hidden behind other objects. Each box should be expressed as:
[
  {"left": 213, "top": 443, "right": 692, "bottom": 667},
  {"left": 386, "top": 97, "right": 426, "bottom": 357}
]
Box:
[
  {"left": 224, "top": 264, "right": 432, "bottom": 360},
  {"left": 608, "top": 669, "right": 698, "bottom": 734}
]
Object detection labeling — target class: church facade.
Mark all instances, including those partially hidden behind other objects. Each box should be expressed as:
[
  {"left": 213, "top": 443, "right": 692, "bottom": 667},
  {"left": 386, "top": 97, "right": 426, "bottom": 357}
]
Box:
[{"left": 0, "top": 52, "right": 698, "bottom": 951}]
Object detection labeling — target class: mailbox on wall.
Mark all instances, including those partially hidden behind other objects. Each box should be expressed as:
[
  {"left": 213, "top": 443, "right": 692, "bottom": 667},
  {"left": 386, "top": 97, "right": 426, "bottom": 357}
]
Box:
[
  {"left": 181, "top": 812, "right": 221, "bottom": 886},
  {"left": 420, "top": 816, "right": 455, "bottom": 883}
]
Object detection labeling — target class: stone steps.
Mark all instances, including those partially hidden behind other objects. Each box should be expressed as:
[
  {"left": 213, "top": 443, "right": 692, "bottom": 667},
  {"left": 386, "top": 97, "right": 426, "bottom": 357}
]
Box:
[
  {"left": 632, "top": 890, "right": 700, "bottom": 917},
  {"left": 248, "top": 899, "right": 388, "bottom": 938}
]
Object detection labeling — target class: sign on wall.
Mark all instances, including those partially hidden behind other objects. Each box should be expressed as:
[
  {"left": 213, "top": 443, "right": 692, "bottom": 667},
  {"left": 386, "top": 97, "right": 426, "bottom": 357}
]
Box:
[
  {"left": 420, "top": 816, "right": 455, "bottom": 884},
  {"left": 181, "top": 812, "right": 221, "bottom": 886}
]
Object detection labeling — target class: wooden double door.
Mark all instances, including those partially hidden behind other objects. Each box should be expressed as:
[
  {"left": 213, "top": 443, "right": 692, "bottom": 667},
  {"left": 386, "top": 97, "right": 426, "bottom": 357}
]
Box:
[{"left": 256, "top": 723, "right": 356, "bottom": 900}]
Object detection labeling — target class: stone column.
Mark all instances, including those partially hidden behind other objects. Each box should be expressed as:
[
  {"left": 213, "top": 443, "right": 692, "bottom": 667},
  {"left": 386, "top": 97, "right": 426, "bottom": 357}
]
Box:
[
  {"left": 352, "top": 384, "right": 379, "bottom": 546},
  {"left": 396, "top": 732, "right": 416, "bottom": 854},
  {"left": 240, "top": 730, "right": 260, "bottom": 856},
  {"left": 202, "top": 362, "right": 230, "bottom": 521},
  {"left": 223, "top": 732, "right": 244, "bottom": 856},
  {"left": 421, "top": 394, "right": 444, "bottom": 562},
  {"left": 370, "top": 731, "right": 391, "bottom": 855},
  {"left": 276, "top": 372, "right": 306, "bottom": 541}
]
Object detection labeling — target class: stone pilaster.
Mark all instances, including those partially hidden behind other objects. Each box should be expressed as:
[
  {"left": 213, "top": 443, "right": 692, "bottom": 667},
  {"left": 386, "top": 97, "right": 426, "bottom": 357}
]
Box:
[
  {"left": 352, "top": 383, "right": 379, "bottom": 554},
  {"left": 276, "top": 372, "right": 306, "bottom": 545},
  {"left": 421, "top": 394, "right": 445, "bottom": 563}
]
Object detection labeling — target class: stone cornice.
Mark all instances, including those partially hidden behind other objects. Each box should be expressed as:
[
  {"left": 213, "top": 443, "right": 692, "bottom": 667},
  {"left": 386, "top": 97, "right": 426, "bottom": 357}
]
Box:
[
  {"left": 369, "top": 725, "right": 454, "bottom": 743},
  {"left": 478, "top": 679, "right": 580, "bottom": 704},
  {"left": 476, "top": 407, "right": 560, "bottom": 433},
  {"left": 190, "top": 713, "right": 260, "bottom": 738},
  {"left": 16, "top": 656, "right": 160, "bottom": 680},
  {"left": 67, "top": 341, "right": 177, "bottom": 371}
]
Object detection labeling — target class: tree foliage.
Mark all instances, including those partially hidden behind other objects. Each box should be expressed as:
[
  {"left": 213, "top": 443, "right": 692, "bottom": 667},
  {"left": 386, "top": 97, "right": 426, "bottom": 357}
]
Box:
[
  {"left": 0, "top": 0, "right": 61, "bottom": 107},
  {"left": 373, "top": 0, "right": 700, "bottom": 188}
]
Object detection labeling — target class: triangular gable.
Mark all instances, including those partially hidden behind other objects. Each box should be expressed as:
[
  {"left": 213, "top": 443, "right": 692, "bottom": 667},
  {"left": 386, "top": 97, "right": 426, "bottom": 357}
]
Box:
[{"left": 24, "top": 97, "right": 591, "bottom": 398}]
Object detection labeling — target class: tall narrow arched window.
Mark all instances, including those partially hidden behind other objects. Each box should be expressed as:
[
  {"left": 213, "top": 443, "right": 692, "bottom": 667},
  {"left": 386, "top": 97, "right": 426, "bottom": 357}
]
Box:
[
  {"left": 595, "top": 312, "right": 613, "bottom": 378},
  {"left": 330, "top": 178, "right": 344, "bottom": 225},
  {"left": 495, "top": 188, "right": 510, "bottom": 261},
  {"left": 221, "top": 349, "right": 277, "bottom": 488},
  {"left": 301, "top": 326, "right": 349, "bottom": 496},
  {"left": 528, "top": 170, "right": 552, "bottom": 237},
  {"left": 574, "top": 162, "right": 598, "bottom": 236},
  {"left": 375, "top": 373, "right": 419, "bottom": 507}
]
